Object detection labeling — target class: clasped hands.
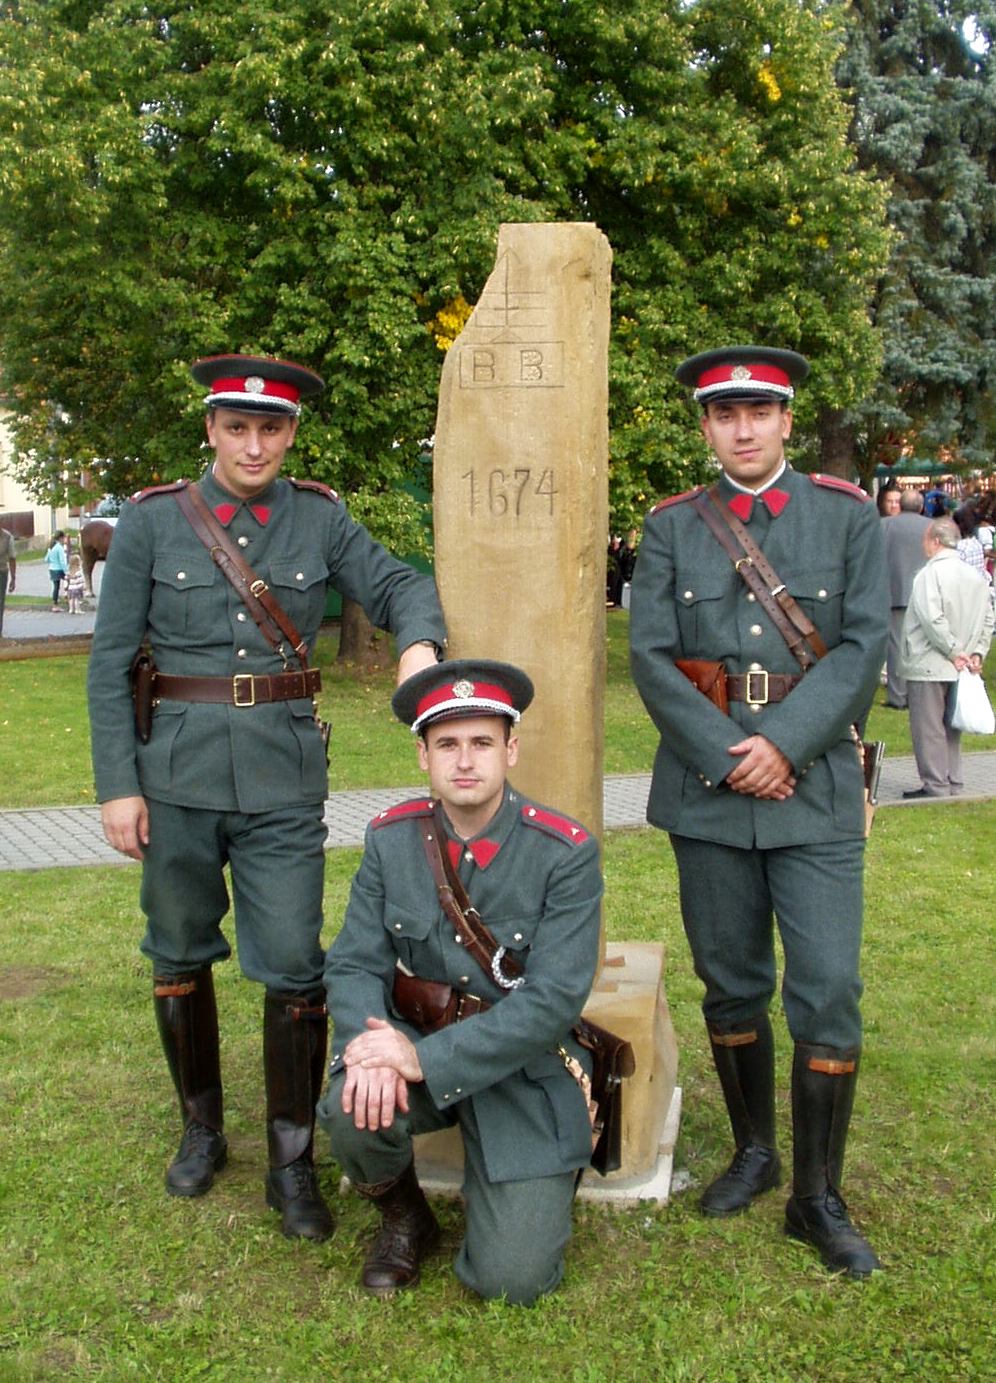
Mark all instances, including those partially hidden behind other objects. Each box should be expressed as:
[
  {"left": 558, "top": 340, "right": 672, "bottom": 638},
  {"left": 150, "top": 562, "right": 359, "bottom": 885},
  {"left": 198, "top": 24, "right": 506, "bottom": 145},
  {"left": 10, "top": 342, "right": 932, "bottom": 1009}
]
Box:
[
  {"left": 952, "top": 652, "right": 983, "bottom": 673},
  {"left": 341, "top": 1017, "right": 424, "bottom": 1132},
  {"left": 725, "top": 734, "right": 796, "bottom": 801}
]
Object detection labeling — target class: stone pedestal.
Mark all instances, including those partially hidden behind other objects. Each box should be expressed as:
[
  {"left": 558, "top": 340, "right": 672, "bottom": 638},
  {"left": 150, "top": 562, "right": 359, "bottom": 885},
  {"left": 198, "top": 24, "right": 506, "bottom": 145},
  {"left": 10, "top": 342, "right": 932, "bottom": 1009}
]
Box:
[{"left": 414, "top": 942, "right": 679, "bottom": 1201}]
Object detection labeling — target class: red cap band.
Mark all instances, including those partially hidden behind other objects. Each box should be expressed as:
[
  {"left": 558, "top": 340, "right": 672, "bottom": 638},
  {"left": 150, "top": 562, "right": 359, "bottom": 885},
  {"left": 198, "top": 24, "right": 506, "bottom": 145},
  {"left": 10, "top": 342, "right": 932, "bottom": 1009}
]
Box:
[
  {"left": 209, "top": 376, "right": 301, "bottom": 403},
  {"left": 416, "top": 681, "right": 514, "bottom": 720},
  {"left": 696, "top": 363, "right": 791, "bottom": 391}
]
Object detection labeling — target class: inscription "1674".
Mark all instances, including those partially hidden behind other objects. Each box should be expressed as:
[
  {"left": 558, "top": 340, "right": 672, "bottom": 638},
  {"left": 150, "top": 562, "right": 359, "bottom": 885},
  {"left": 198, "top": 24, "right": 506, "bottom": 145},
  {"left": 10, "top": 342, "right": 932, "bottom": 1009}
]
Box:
[{"left": 461, "top": 467, "right": 559, "bottom": 518}]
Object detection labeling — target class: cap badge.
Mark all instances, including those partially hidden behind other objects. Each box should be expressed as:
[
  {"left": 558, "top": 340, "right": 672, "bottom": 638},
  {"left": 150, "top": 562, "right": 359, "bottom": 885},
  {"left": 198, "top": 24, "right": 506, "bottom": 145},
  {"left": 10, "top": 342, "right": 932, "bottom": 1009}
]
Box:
[
  {"left": 731, "top": 366, "right": 752, "bottom": 381},
  {"left": 452, "top": 679, "right": 475, "bottom": 699},
  {"left": 244, "top": 376, "right": 265, "bottom": 395}
]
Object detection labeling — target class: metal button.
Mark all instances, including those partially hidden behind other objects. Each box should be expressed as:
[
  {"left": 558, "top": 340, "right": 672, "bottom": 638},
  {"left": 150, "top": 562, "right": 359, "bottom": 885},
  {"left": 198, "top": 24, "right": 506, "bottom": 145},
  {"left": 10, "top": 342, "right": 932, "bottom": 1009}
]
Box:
[
  {"left": 394, "top": 923, "right": 402, "bottom": 932},
  {"left": 746, "top": 591, "right": 756, "bottom": 602},
  {"left": 749, "top": 662, "right": 763, "bottom": 672},
  {"left": 237, "top": 535, "right": 249, "bottom": 548},
  {"left": 237, "top": 611, "right": 247, "bottom": 622},
  {"left": 750, "top": 624, "right": 763, "bottom": 636},
  {"left": 464, "top": 851, "right": 474, "bottom": 863},
  {"left": 295, "top": 572, "right": 304, "bottom": 581},
  {"left": 527, "top": 808, "right": 536, "bottom": 817},
  {"left": 459, "top": 976, "right": 470, "bottom": 985},
  {"left": 176, "top": 571, "right": 186, "bottom": 581},
  {"left": 818, "top": 588, "right": 827, "bottom": 599},
  {"left": 442, "top": 1093, "right": 451, "bottom": 1101},
  {"left": 237, "top": 648, "right": 247, "bottom": 659},
  {"left": 513, "top": 932, "right": 523, "bottom": 942},
  {"left": 683, "top": 589, "right": 694, "bottom": 600},
  {"left": 454, "top": 1088, "right": 462, "bottom": 1095},
  {"left": 750, "top": 703, "right": 762, "bottom": 714},
  {"left": 703, "top": 779, "right": 712, "bottom": 787},
  {"left": 454, "top": 934, "right": 463, "bottom": 944}
]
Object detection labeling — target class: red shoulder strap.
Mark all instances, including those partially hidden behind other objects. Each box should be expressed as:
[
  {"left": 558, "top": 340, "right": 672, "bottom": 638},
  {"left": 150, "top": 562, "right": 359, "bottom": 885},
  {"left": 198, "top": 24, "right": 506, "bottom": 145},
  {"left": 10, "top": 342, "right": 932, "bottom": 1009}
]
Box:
[
  {"left": 130, "top": 479, "right": 189, "bottom": 504},
  {"left": 809, "top": 474, "right": 870, "bottom": 502},
  {"left": 650, "top": 486, "right": 704, "bottom": 515},
  {"left": 288, "top": 477, "right": 340, "bottom": 503},
  {"left": 371, "top": 798, "right": 435, "bottom": 830},
  {"left": 521, "top": 804, "right": 590, "bottom": 845}
]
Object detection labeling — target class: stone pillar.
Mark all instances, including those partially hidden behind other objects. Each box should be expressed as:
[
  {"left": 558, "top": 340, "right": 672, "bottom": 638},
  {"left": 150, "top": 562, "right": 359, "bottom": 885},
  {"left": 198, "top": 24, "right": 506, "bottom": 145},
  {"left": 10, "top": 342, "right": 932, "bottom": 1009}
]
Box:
[
  {"left": 421, "top": 224, "right": 679, "bottom": 1190},
  {"left": 433, "top": 222, "right": 610, "bottom": 848}
]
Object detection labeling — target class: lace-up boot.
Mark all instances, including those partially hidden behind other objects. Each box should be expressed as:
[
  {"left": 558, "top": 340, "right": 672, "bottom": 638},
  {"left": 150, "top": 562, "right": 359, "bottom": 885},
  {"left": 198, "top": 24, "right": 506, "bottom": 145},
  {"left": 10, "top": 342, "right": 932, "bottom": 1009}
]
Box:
[
  {"left": 355, "top": 1161, "right": 440, "bottom": 1296},
  {"left": 700, "top": 1013, "right": 781, "bottom": 1216}
]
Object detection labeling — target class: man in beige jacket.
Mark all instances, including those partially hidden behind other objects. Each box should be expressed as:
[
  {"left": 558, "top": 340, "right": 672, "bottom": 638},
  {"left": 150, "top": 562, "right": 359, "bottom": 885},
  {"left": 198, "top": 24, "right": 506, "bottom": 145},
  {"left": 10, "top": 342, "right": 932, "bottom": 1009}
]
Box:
[{"left": 901, "top": 517, "right": 994, "bottom": 797}]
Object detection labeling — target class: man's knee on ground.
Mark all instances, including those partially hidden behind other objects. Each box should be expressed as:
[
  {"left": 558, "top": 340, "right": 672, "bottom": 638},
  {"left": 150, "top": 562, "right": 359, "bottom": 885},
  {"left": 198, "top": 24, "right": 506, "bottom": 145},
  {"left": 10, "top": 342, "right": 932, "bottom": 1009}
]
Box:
[{"left": 459, "top": 1242, "right": 564, "bottom": 1307}]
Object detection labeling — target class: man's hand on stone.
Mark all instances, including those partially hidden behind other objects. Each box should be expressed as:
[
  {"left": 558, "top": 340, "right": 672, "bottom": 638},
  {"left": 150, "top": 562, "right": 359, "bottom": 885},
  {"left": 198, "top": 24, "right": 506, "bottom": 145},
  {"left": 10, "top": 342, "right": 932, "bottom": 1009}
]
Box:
[
  {"left": 340, "top": 1062, "right": 410, "bottom": 1132},
  {"left": 344, "top": 1017, "right": 424, "bottom": 1082},
  {"left": 726, "top": 735, "right": 796, "bottom": 800},
  {"left": 100, "top": 795, "right": 150, "bottom": 860}
]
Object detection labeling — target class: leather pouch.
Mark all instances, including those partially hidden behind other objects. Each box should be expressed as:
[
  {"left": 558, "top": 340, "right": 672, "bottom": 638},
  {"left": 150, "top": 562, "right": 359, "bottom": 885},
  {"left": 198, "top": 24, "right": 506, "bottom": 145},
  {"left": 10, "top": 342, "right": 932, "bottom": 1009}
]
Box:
[
  {"left": 392, "top": 970, "right": 457, "bottom": 1035},
  {"left": 675, "top": 657, "right": 729, "bottom": 714},
  {"left": 571, "top": 1015, "right": 636, "bottom": 1176},
  {"left": 129, "top": 648, "right": 156, "bottom": 745}
]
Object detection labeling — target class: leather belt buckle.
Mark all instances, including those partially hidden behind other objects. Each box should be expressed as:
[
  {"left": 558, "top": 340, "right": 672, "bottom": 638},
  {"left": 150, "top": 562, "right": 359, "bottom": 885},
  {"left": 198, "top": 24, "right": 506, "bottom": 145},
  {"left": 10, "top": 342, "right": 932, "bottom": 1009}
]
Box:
[
  {"left": 454, "top": 992, "right": 482, "bottom": 1021},
  {"left": 745, "top": 670, "right": 769, "bottom": 707},
  {"left": 233, "top": 673, "right": 256, "bottom": 707}
]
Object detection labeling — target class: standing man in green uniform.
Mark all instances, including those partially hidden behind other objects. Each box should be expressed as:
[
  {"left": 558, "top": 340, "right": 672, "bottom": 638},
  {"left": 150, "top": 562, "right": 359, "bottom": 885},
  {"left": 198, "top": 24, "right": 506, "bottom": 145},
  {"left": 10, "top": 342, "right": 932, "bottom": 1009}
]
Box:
[
  {"left": 88, "top": 354, "right": 445, "bottom": 1241},
  {"left": 317, "top": 660, "right": 602, "bottom": 1303},
  {"left": 0, "top": 523, "right": 15, "bottom": 637},
  {"left": 630, "top": 347, "right": 887, "bottom": 1278}
]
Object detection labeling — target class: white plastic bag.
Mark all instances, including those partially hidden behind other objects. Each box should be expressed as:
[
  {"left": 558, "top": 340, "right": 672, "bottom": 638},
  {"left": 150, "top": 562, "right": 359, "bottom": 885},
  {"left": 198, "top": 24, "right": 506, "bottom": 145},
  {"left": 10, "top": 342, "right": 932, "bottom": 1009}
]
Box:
[{"left": 949, "top": 668, "right": 995, "bottom": 735}]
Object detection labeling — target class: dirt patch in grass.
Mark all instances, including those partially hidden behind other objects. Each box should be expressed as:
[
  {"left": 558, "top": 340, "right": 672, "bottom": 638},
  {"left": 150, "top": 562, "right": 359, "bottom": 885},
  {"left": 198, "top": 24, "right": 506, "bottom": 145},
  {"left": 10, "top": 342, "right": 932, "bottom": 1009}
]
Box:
[{"left": 0, "top": 964, "right": 69, "bottom": 1000}]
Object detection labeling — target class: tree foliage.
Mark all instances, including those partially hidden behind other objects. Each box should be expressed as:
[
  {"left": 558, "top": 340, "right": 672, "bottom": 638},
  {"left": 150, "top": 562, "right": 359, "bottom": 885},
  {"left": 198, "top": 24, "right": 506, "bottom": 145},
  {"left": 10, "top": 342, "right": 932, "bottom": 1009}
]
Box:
[
  {"left": 0, "top": 0, "right": 889, "bottom": 532},
  {"left": 838, "top": 0, "right": 996, "bottom": 483}
]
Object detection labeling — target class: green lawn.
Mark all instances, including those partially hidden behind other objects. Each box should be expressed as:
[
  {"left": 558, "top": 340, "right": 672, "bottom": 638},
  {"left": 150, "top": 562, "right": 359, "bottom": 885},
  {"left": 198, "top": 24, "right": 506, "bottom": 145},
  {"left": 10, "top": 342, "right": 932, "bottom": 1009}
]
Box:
[
  {"left": 0, "top": 612, "right": 991, "bottom": 807},
  {"left": 1, "top": 807, "right": 993, "bottom": 1379}
]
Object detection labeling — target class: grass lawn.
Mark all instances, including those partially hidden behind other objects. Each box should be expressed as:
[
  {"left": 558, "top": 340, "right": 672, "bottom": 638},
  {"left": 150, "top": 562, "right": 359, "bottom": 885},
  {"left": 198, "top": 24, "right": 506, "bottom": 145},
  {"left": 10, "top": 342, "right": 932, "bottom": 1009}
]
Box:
[
  {"left": 1, "top": 805, "right": 994, "bottom": 1379},
  {"left": 1, "top": 612, "right": 993, "bottom": 807}
]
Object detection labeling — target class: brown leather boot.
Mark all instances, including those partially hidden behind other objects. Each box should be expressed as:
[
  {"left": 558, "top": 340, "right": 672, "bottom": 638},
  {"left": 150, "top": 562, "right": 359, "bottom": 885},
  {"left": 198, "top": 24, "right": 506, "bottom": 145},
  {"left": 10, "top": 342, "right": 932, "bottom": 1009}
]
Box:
[
  {"left": 784, "top": 1043, "right": 881, "bottom": 1279},
  {"left": 263, "top": 989, "right": 334, "bottom": 1241},
  {"left": 153, "top": 969, "right": 227, "bottom": 1197},
  {"left": 700, "top": 1013, "right": 781, "bottom": 1216},
  {"left": 355, "top": 1161, "right": 440, "bottom": 1296}
]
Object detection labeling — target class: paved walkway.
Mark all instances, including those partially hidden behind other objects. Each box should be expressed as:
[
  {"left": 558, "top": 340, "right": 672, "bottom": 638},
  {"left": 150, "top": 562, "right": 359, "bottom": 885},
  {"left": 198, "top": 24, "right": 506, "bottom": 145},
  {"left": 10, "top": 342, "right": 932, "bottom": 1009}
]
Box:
[{"left": 2, "top": 756, "right": 993, "bottom": 872}]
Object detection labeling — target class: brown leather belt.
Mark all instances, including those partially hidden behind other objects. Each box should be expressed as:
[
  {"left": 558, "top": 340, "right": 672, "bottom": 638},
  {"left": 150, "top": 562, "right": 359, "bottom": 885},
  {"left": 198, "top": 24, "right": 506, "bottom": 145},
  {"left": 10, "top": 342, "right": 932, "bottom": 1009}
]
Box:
[
  {"left": 726, "top": 670, "right": 801, "bottom": 707},
  {"left": 152, "top": 668, "right": 321, "bottom": 707}
]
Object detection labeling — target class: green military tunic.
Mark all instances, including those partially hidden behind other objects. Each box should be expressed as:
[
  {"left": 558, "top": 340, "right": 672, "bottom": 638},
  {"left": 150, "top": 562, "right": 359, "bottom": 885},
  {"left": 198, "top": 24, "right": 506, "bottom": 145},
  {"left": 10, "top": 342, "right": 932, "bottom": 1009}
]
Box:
[
  {"left": 87, "top": 464, "right": 446, "bottom": 988},
  {"left": 629, "top": 466, "right": 888, "bottom": 1047},
  {"left": 318, "top": 784, "right": 602, "bottom": 1302}
]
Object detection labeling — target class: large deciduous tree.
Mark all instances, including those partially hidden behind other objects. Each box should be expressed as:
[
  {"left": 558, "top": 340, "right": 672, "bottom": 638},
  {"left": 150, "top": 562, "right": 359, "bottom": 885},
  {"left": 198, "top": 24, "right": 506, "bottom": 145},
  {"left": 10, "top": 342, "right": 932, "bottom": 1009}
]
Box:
[
  {"left": 0, "top": 0, "right": 888, "bottom": 538},
  {"left": 837, "top": 0, "right": 996, "bottom": 485}
]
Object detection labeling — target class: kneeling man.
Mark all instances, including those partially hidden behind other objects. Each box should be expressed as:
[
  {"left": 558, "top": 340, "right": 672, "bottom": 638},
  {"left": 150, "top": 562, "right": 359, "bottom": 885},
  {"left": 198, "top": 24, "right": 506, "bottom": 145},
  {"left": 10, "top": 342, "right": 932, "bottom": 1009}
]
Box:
[{"left": 318, "top": 660, "right": 602, "bottom": 1304}]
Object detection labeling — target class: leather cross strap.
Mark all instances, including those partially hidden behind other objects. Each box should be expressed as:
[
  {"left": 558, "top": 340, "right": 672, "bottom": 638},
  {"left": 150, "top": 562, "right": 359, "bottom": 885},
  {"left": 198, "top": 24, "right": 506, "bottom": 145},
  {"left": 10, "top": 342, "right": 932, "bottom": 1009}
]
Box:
[
  {"left": 175, "top": 482, "right": 311, "bottom": 669},
  {"left": 418, "top": 801, "right": 525, "bottom": 990},
  {"left": 153, "top": 668, "right": 321, "bottom": 706},
  {"left": 696, "top": 487, "right": 828, "bottom": 672}
]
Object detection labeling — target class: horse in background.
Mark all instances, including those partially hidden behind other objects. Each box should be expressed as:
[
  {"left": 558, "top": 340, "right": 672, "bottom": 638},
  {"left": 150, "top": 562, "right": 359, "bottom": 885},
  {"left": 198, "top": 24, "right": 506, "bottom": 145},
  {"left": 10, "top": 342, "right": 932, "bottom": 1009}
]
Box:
[{"left": 80, "top": 519, "right": 115, "bottom": 597}]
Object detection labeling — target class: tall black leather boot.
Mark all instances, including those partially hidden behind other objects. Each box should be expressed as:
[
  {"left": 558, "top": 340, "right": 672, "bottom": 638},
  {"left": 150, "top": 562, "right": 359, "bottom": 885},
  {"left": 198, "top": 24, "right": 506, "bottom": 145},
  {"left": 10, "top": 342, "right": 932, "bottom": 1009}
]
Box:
[
  {"left": 699, "top": 1013, "right": 781, "bottom": 1216},
  {"left": 355, "top": 1161, "right": 440, "bottom": 1297},
  {"left": 784, "top": 1043, "right": 881, "bottom": 1278},
  {"left": 263, "top": 989, "right": 335, "bottom": 1241},
  {"left": 153, "top": 969, "right": 227, "bottom": 1197}
]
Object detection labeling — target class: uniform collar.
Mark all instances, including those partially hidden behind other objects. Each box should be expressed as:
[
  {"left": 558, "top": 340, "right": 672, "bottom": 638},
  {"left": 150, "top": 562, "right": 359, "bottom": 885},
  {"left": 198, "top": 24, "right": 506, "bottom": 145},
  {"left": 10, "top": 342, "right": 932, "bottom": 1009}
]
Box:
[
  {"left": 200, "top": 467, "right": 279, "bottom": 526},
  {"left": 440, "top": 784, "right": 520, "bottom": 871},
  {"left": 719, "top": 463, "right": 791, "bottom": 522}
]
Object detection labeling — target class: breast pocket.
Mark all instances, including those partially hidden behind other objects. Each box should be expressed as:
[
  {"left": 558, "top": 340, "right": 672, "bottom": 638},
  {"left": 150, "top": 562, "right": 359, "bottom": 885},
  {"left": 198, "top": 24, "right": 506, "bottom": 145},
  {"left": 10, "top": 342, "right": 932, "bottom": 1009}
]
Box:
[
  {"left": 784, "top": 566, "right": 847, "bottom": 647},
  {"left": 383, "top": 904, "right": 436, "bottom": 977},
  {"left": 489, "top": 912, "right": 541, "bottom": 968},
  {"left": 149, "top": 553, "right": 218, "bottom": 643},
  {"left": 269, "top": 558, "right": 329, "bottom": 633},
  {"left": 674, "top": 568, "right": 734, "bottom": 651}
]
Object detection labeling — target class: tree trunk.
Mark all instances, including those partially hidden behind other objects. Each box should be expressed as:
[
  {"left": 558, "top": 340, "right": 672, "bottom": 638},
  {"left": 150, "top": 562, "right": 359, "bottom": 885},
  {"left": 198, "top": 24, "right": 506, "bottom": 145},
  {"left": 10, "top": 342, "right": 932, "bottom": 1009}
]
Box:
[
  {"left": 336, "top": 597, "right": 393, "bottom": 671},
  {"left": 818, "top": 407, "right": 859, "bottom": 485}
]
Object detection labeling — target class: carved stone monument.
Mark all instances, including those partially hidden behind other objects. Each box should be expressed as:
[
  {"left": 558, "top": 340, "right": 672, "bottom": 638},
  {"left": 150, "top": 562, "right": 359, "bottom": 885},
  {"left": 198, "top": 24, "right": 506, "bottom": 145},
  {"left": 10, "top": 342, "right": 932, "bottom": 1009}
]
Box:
[{"left": 420, "top": 223, "right": 679, "bottom": 1197}]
